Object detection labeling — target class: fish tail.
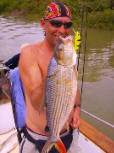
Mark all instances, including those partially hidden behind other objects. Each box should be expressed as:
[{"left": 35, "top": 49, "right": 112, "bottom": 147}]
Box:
[
  {"left": 41, "top": 139, "right": 66, "bottom": 153},
  {"left": 55, "top": 139, "right": 66, "bottom": 153}
]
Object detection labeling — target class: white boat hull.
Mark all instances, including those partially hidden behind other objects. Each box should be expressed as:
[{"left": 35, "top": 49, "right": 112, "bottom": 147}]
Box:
[{"left": 0, "top": 102, "right": 111, "bottom": 153}]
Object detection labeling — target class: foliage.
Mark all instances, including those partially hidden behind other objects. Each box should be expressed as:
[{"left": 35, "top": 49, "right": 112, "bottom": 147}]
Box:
[
  {"left": 88, "top": 9, "right": 114, "bottom": 30},
  {"left": 0, "top": 0, "right": 114, "bottom": 30}
]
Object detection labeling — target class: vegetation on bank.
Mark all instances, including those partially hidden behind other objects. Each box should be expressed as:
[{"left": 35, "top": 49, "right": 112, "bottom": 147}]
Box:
[{"left": 0, "top": 0, "right": 114, "bottom": 30}]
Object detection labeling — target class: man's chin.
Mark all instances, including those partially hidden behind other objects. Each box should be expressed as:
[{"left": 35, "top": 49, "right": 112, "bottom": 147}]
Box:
[
  {"left": 54, "top": 37, "right": 59, "bottom": 43},
  {"left": 52, "top": 36, "right": 60, "bottom": 46}
]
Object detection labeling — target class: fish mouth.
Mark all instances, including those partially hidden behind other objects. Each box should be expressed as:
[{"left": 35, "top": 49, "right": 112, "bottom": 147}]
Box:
[
  {"left": 54, "top": 35, "right": 65, "bottom": 43},
  {"left": 54, "top": 34, "right": 67, "bottom": 39},
  {"left": 54, "top": 35, "right": 61, "bottom": 39}
]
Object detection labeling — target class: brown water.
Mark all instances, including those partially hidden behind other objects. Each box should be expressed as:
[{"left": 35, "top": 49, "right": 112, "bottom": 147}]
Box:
[{"left": 0, "top": 16, "right": 114, "bottom": 140}]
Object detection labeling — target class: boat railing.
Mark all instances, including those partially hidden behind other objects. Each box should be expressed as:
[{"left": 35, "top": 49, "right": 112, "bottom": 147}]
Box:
[{"left": 81, "top": 109, "right": 114, "bottom": 128}]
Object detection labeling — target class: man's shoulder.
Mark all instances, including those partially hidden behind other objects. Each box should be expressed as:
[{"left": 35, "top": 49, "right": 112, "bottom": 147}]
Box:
[{"left": 20, "top": 42, "right": 42, "bottom": 57}]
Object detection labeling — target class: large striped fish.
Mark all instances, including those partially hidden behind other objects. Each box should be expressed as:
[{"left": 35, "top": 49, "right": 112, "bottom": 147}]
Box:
[{"left": 41, "top": 36, "right": 78, "bottom": 153}]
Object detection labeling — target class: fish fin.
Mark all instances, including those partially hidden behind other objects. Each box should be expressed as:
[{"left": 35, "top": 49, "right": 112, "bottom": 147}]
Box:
[
  {"left": 55, "top": 139, "right": 66, "bottom": 153},
  {"left": 41, "top": 139, "right": 66, "bottom": 153}
]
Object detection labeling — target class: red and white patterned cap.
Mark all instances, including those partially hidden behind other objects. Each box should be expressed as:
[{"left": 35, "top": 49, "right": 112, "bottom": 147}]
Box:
[{"left": 44, "top": 2, "right": 72, "bottom": 20}]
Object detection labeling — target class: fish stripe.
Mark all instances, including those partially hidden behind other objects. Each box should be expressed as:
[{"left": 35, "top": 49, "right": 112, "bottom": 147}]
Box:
[
  {"left": 47, "top": 66, "right": 75, "bottom": 140},
  {"left": 42, "top": 36, "right": 77, "bottom": 153}
]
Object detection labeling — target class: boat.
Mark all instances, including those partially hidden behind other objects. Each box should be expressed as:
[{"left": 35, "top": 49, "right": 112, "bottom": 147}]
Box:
[
  {"left": 0, "top": 102, "right": 114, "bottom": 153},
  {"left": 0, "top": 102, "right": 19, "bottom": 153},
  {"left": 0, "top": 60, "right": 114, "bottom": 153}
]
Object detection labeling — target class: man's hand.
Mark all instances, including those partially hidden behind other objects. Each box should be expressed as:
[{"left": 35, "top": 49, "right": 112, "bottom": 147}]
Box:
[{"left": 70, "top": 107, "right": 81, "bottom": 129}]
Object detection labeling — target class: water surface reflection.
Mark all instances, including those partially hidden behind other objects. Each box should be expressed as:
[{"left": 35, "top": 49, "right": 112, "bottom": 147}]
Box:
[
  {"left": 0, "top": 16, "right": 44, "bottom": 61},
  {"left": 0, "top": 16, "right": 114, "bottom": 139}
]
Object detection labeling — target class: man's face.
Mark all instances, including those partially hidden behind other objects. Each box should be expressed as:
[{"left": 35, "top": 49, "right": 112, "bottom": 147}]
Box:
[{"left": 44, "top": 17, "right": 72, "bottom": 47}]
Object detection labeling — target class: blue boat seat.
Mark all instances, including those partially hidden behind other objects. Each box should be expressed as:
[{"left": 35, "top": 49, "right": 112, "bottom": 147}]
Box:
[
  {"left": 9, "top": 67, "right": 26, "bottom": 128},
  {"left": 9, "top": 67, "right": 26, "bottom": 142}
]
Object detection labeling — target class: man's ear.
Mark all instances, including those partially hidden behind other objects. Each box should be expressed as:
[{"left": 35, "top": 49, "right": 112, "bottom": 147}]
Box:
[
  {"left": 40, "top": 18, "right": 46, "bottom": 36},
  {"left": 40, "top": 18, "right": 46, "bottom": 28}
]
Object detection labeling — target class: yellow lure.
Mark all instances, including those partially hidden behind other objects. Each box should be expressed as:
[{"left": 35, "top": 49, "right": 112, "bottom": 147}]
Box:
[{"left": 74, "top": 31, "right": 81, "bottom": 53}]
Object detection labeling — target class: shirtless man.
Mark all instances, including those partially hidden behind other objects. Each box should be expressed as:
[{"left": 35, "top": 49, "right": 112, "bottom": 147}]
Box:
[{"left": 19, "top": 2, "right": 81, "bottom": 153}]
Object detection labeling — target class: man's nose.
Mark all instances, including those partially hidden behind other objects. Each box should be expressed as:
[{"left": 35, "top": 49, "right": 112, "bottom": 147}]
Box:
[{"left": 58, "top": 25, "right": 66, "bottom": 34}]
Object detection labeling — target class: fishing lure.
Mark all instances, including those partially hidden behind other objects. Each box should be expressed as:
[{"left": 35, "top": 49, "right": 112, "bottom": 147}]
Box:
[{"left": 74, "top": 31, "right": 81, "bottom": 53}]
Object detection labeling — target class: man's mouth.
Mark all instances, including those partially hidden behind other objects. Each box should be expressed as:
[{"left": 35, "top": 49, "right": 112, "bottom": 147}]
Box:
[
  {"left": 54, "top": 34, "right": 60, "bottom": 38},
  {"left": 54, "top": 35, "right": 60, "bottom": 41},
  {"left": 54, "top": 33, "right": 67, "bottom": 38}
]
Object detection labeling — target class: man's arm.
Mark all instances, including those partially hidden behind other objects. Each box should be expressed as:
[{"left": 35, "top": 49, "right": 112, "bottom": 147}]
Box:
[
  {"left": 70, "top": 88, "right": 81, "bottom": 129},
  {"left": 19, "top": 46, "right": 43, "bottom": 110}
]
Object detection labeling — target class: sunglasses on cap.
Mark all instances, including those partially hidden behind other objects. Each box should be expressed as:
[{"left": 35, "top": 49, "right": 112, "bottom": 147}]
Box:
[{"left": 49, "top": 20, "right": 73, "bottom": 29}]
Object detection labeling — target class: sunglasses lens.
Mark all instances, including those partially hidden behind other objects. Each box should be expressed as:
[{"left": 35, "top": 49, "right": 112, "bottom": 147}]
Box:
[
  {"left": 50, "top": 20, "right": 62, "bottom": 27},
  {"left": 64, "top": 22, "right": 72, "bottom": 28},
  {"left": 49, "top": 20, "right": 72, "bottom": 28}
]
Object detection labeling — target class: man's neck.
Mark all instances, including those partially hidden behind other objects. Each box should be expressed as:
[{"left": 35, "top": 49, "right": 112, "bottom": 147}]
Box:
[{"left": 43, "top": 38, "right": 55, "bottom": 54}]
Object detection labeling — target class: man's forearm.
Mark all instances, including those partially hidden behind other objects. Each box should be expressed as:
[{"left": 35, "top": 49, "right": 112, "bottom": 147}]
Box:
[
  {"left": 74, "top": 88, "right": 81, "bottom": 116},
  {"left": 74, "top": 88, "right": 81, "bottom": 106}
]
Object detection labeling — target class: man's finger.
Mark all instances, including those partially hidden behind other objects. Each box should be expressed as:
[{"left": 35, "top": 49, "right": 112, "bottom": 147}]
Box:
[{"left": 72, "top": 117, "right": 81, "bottom": 129}]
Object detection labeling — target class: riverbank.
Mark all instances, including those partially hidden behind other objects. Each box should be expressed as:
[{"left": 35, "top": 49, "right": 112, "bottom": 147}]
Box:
[{"left": 0, "top": 0, "right": 114, "bottom": 30}]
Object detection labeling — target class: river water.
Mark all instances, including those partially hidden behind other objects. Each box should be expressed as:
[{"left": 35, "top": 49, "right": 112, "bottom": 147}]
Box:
[{"left": 0, "top": 16, "right": 114, "bottom": 140}]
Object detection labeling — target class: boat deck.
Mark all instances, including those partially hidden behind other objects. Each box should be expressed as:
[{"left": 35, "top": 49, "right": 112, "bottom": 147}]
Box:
[
  {"left": 0, "top": 128, "right": 105, "bottom": 153},
  {"left": 0, "top": 102, "right": 114, "bottom": 153}
]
